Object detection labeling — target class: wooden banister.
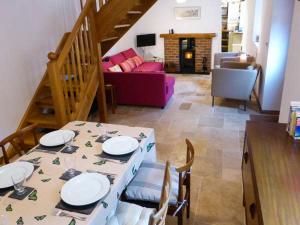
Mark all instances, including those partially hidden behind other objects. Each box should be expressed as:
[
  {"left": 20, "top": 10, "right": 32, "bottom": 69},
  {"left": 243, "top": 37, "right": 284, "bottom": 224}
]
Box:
[{"left": 46, "top": 0, "right": 107, "bottom": 125}]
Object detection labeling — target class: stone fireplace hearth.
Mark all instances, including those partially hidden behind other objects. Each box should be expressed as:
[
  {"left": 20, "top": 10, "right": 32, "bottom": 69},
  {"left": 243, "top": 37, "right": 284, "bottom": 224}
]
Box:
[{"left": 160, "top": 33, "right": 216, "bottom": 74}]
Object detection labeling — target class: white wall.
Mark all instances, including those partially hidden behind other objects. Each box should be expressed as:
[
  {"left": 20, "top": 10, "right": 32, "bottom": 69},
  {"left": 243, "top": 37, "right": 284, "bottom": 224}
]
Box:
[
  {"left": 0, "top": 0, "right": 80, "bottom": 140},
  {"left": 245, "top": 0, "right": 294, "bottom": 111},
  {"left": 279, "top": 1, "right": 300, "bottom": 122},
  {"left": 106, "top": 0, "right": 222, "bottom": 62}
]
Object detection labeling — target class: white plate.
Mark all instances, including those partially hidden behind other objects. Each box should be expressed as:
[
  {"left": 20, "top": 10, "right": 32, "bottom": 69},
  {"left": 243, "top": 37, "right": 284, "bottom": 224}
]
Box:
[
  {"left": 0, "top": 162, "right": 34, "bottom": 189},
  {"left": 102, "top": 136, "right": 139, "bottom": 156},
  {"left": 39, "top": 130, "right": 75, "bottom": 147},
  {"left": 61, "top": 173, "right": 110, "bottom": 206}
]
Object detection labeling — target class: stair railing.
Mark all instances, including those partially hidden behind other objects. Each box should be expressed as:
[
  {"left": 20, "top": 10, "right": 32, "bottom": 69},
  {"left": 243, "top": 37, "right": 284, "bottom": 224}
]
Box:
[{"left": 47, "top": 0, "right": 107, "bottom": 127}]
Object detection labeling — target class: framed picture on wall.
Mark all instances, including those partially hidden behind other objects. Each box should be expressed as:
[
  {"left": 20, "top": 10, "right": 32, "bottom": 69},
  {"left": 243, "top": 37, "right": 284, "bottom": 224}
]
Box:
[{"left": 174, "top": 7, "right": 201, "bottom": 20}]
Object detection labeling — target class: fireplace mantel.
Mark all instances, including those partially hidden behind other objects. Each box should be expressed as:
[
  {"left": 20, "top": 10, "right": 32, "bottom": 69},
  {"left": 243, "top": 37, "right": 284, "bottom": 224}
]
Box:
[{"left": 160, "top": 33, "right": 216, "bottom": 39}]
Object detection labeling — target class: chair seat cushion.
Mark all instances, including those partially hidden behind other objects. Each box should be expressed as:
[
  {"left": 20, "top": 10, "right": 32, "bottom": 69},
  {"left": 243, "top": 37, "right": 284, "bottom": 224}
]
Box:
[
  {"left": 106, "top": 201, "right": 155, "bottom": 225},
  {"left": 125, "top": 161, "right": 179, "bottom": 205}
]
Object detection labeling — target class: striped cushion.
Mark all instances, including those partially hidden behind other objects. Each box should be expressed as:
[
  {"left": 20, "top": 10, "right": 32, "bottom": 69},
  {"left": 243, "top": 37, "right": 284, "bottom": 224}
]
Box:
[
  {"left": 106, "top": 201, "right": 155, "bottom": 225},
  {"left": 108, "top": 65, "right": 122, "bottom": 72},
  {"left": 132, "top": 56, "right": 143, "bottom": 67},
  {"left": 119, "top": 61, "right": 132, "bottom": 72},
  {"left": 126, "top": 58, "right": 137, "bottom": 70},
  {"left": 125, "top": 161, "right": 179, "bottom": 205}
]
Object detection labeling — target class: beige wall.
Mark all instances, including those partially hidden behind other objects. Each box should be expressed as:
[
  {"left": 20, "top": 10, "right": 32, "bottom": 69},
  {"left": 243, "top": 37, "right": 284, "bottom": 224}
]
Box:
[{"left": 0, "top": 0, "right": 80, "bottom": 140}]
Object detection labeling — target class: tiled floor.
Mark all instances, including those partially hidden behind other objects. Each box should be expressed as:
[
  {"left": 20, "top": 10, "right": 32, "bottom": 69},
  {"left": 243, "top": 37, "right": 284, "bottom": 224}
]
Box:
[{"left": 96, "top": 74, "right": 260, "bottom": 225}]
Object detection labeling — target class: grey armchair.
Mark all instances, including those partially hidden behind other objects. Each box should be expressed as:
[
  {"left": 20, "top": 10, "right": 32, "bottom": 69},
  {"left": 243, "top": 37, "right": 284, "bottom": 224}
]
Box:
[{"left": 211, "top": 66, "right": 259, "bottom": 110}]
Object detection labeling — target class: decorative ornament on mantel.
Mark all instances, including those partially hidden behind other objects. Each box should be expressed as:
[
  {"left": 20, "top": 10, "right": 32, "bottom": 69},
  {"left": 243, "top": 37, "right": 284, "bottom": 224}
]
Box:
[{"left": 176, "top": 0, "right": 187, "bottom": 3}]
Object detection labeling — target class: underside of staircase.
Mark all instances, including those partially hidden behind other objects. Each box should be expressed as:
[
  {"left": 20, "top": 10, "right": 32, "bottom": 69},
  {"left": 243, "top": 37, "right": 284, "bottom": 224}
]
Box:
[{"left": 12, "top": 0, "right": 157, "bottom": 153}]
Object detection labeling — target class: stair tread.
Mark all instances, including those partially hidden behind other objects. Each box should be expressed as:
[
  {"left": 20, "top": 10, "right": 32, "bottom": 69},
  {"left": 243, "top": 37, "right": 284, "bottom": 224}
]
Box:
[
  {"left": 114, "top": 24, "right": 131, "bottom": 29},
  {"left": 101, "top": 37, "right": 119, "bottom": 42},
  {"left": 36, "top": 96, "right": 54, "bottom": 108},
  {"left": 27, "top": 113, "right": 58, "bottom": 128},
  {"left": 127, "top": 10, "right": 142, "bottom": 14}
]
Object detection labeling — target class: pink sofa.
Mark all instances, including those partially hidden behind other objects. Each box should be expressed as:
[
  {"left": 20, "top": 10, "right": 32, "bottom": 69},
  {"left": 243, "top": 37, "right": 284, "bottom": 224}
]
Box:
[{"left": 102, "top": 48, "right": 175, "bottom": 108}]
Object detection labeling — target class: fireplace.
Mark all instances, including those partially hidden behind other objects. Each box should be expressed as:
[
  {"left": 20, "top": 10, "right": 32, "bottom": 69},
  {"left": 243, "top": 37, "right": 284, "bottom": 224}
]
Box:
[
  {"left": 180, "top": 38, "right": 195, "bottom": 73},
  {"left": 160, "top": 33, "right": 216, "bottom": 74}
]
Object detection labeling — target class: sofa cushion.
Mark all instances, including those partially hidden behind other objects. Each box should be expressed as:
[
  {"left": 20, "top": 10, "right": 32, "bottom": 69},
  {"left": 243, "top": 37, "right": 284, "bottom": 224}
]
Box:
[
  {"left": 121, "top": 48, "right": 137, "bottom": 59},
  {"left": 132, "top": 56, "right": 143, "bottom": 67},
  {"left": 102, "top": 61, "right": 114, "bottom": 72},
  {"left": 119, "top": 61, "right": 132, "bottom": 72},
  {"left": 127, "top": 58, "right": 137, "bottom": 70},
  {"left": 133, "top": 62, "right": 163, "bottom": 72},
  {"left": 110, "top": 53, "right": 127, "bottom": 65},
  {"left": 108, "top": 65, "right": 122, "bottom": 72}
]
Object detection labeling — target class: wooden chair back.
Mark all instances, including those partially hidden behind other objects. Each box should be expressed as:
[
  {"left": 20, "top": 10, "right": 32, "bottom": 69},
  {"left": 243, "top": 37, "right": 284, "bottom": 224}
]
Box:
[
  {"left": 174, "top": 139, "right": 195, "bottom": 214},
  {"left": 0, "top": 124, "right": 38, "bottom": 164},
  {"left": 149, "top": 161, "right": 172, "bottom": 225}
]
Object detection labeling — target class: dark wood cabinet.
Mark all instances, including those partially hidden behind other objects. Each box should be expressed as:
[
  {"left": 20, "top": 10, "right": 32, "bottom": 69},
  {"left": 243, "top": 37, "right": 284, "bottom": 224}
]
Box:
[{"left": 243, "top": 121, "right": 300, "bottom": 225}]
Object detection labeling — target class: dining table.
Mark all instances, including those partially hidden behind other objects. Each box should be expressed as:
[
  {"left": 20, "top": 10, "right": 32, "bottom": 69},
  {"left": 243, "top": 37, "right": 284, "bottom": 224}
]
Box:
[{"left": 0, "top": 121, "right": 157, "bottom": 225}]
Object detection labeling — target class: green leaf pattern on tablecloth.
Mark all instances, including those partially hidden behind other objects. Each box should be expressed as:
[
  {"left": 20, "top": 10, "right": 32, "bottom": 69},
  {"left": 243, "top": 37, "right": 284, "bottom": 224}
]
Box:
[
  {"left": 52, "top": 157, "right": 60, "bottom": 165},
  {"left": 38, "top": 169, "right": 44, "bottom": 175},
  {"left": 41, "top": 178, "right": 51, "bottom": 182},
  {"left": 82, "top": 154, "right": 87, "bottom": 159},
  {"left": 28, "top": 190, "right": 38, "bottom": 201},
  {"left": 147, "top": 143, "right": 155, "bottom": 152},
  {"left": 27, "top": 157, "right": 41, "bottom": 164},
  {"left": 107, "top": 131, "right": 118, "bottom": 134},
  {"left": 6, "top": 204, "right": 12, "bottom": 212},
  {"left": 96, "top": 123, "right": 102, "bottom": 127},
  {"left": 68, "top": 218, "right": 76, "bottom": 225},
  {"left": 132, "top": 165, "right": 137, "bottom": 176},
  {"left": 87, "top": 130, "right": 92, "bottom": 133},
  {"left": 16, "top": 217, "right": 24, "bottom": 225},
  {"left": 139, "top": 132, "right": 147, "bottom": 139},
  {"left": 91, "top": 135, "right": 98, "bottom": 138},
  {"left": 102, "top": 201, "right": 108, "bottom": 208},
  {"left": 94, "top": 160, "right": 106, "bottom": 166},
  {"left": 85, "top": 141, "right": 93, "bottom": 147},
  {"left": 34, "top": 215, "right": 46, "bottom": 221},
  {"left": 75, "top": 123, "right": 86, "bottom": 126}
]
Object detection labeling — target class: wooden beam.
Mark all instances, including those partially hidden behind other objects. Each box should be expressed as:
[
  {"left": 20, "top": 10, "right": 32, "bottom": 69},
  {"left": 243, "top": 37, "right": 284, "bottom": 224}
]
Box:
[{"left": 160, "top": 33, "right": 216, "bottom": 39}]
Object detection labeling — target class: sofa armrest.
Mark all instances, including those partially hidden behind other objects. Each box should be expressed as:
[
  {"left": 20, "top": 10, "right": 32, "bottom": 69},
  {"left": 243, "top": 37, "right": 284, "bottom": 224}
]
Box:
[{"left": 211, "top": 68, "right": 258, "bottom": 100}]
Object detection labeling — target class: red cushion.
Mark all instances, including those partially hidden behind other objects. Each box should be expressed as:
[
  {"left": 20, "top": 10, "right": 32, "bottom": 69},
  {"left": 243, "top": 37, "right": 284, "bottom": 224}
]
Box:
[
  {"left": 102, "top": 61, "right": 114, "bottom": 72},
  {"left": 110, "top": 53, "right": 126, "bottom": 65},
  {"left": 122, "top": 48, "right": 137, "bottom": 59},
  {"left": 132, "top": 56, "right": 143, "bottom": 67},
  {"left": 133, "top": 62, "right": 164, "bottom": 72},
  {"left": 119, "top": 61, "right": 132, "bottom": 72},
  {"left": 127, "top": 58, "right": 136, "bottom": 70},
  {"left": 137, "top": 55, "right": 145, "bottom": 63}
]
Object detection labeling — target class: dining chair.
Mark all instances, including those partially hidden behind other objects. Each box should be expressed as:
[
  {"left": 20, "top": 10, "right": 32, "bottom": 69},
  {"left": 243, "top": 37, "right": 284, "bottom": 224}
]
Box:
[
  {"left": 0, "top": 124, "right": 38, "bottom": 164},
  {"left": 106, "top": 161, "right": 172, "bottom": 225},
  {"left": 124, "top": 139, "right": 195, "bottom": 225}
]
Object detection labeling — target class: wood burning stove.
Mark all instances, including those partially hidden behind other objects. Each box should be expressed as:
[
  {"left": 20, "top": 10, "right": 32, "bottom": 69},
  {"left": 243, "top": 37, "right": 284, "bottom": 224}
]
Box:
[{"left": 179, "top": 38, "right": 195, "bottom": 73}]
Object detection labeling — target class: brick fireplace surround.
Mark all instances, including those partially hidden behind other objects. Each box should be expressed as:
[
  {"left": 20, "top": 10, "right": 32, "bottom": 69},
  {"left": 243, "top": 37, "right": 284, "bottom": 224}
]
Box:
[{"left": 160, "top": 33, "right": 216, "bottom": 74}]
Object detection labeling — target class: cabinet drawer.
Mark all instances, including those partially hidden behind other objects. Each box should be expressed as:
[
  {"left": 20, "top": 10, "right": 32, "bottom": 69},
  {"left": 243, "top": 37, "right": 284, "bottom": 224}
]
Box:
[{"left": 242, "top": 142, "right": 261, "bottom": 225}]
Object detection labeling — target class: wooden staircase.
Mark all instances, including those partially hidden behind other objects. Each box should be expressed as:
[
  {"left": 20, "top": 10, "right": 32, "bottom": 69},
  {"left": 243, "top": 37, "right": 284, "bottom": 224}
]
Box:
[
  {"left": 15, "top": 0, "right": 157, "bottom": 150},
  {"left": 96, "top": 0, "right": 157, "bottom": 54}
]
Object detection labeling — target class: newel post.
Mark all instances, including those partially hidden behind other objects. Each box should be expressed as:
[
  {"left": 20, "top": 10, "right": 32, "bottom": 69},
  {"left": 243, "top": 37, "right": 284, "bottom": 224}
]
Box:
[
  {"left": 47, "top": 52, "right": 68, "bottom": 126},
  {"left": 88, "top": 1, "right": 108, "bottom": 122}
]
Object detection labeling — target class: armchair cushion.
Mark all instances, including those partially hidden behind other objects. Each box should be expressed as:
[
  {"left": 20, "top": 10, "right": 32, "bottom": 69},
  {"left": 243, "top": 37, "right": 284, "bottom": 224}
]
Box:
[
  {"left": 110, "top": 53, "right": 127, "bottom": 65},
  {"left": 125, "top": 161, "right": 179, "bottom": 205}
]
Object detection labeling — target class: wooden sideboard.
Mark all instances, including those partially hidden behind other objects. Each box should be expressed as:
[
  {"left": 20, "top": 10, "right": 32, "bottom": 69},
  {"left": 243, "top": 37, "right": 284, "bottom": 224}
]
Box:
[{"left": 243, "top": 121, "right": 300, "bottom": 225}]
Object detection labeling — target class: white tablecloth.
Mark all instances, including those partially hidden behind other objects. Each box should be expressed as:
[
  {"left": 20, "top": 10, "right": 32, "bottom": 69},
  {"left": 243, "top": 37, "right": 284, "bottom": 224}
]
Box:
[{"left": 0, "top": 121, "right": 156, "bottom": 225}]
